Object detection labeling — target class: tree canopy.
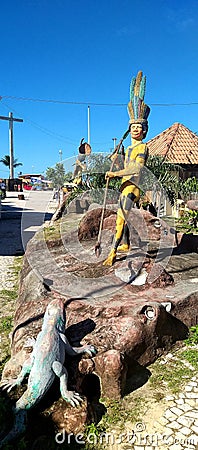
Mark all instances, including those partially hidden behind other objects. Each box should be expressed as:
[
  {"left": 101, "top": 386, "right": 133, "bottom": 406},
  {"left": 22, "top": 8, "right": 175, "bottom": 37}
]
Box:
[
  {"left": 45, "top": 163, "right": 72, "bottom": 188},
  {"left": 0, "top": 155, "right": 23, "bottom": 168}
]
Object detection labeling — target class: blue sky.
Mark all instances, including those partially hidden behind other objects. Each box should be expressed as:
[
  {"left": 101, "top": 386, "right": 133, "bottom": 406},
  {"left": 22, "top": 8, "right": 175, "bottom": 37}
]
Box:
[{"left": 0, "top": 0, "right": 198, "bottom": 178}]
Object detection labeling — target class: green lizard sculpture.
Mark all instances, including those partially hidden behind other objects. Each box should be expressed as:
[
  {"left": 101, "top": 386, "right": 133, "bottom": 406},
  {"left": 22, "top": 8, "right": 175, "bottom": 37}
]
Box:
[{"left": 0, "top": 298, "right": 97, "bottom": 447}]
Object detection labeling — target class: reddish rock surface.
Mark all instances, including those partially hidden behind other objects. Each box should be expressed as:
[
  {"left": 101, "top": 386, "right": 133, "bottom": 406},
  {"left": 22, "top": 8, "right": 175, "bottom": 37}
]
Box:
[
  {"left": 78, "top": 207, "right": 116, "bottom": 241},
  {"left": 2, "top": 206, "right": 198, "bottom": 433},
  {"left": 187, "top": 199, "right": 198, "bottom": 211},
  {"left": 79, "top": 207, "right": 174, "bottom": 241}
]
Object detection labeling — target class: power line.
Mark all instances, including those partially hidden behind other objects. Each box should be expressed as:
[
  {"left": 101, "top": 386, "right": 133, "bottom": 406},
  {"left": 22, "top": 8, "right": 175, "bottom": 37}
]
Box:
[
  {"left": 151, "top": 102, "right": 198, "bottom": 107},
  {"left": 0, "top": 97, "right": 115, "bottom": 171},
  {"left": 0, "top": 168, "right": 10, "bottom": 173},
  {"left": 0, "top": 99, "right": 79, "bottom": 146},
  {"left": 0, "top": 95, "right": 125, "bottom": 106},
  {"left": 1, "top": 94, "right": 198, "bottom": 107},
  {"left": 0, "top": 99, "right": 114, "bottom": 147}
]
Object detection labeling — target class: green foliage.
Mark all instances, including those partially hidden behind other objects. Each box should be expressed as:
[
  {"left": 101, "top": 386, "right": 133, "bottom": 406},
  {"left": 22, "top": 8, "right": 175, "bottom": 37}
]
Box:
[
  {"left": 64, "top": 185, "right": 88, "bottom": 204},
  {"left": 46, "top": 163, "right": 66, "bottom": 188},
  {"left": 59, "top": 154, "right": 198, "bottom": 212},
  {"left": 146, "top": 155, "right": 179, "bottom": 180},
  {"left": 78, "top": 396, "right": 147, "bottom": 450},
  {"left": 176, "top": 209, "right": 198, "bottom": 233},
  {"left": 0, "top": 289, "right": 18, "bottom": 300},
  {"left": 0, "top": 155, "right": 23, "bottom": 168},
  {"left": 83, "top": 423, "right": 104, "bottom": 450},
  {"left": 12, "top": 257, "right": 23, "bottom": 278},
  {"left": 85, "top": 423, "right": 103, "bottom": 437},
  {"left": 90, "top": 187, "right": 120, "bottom": 206},
  {"left": 142, "top": 157, "right": 198, "bottom": 208},
  {"left": 185, "top": 325, "right": 198, "bottom": 345},
  {"left": 149, "top": 357, "right": 194, "bottom": 394},
  {"left": 88, "top": 153, "right": 111, "bottom": 188},
  {"left": 179, "top": 176, "right": 198, "bottom": 200},
  {"left": 181, "top": 349, "right": 198, "bottom": 367},
  {"left": 100, "top": 396, "right": 147, "bottom": 428},
  {"left": 149, "top": 343, "right": 198, "bottom": 395},
  {"left": 54, "top": 153, "right": 121, "bottom": 207},
  {"left": 146, "top": 155, "right": 166, "bottom": 180},
  {"left": 144, "top": 156, "right": 180, "bottom": 206},
  {"left": 0, "top": 256, "right": 22, "bottom": 379},
  {"left": 64, "top": 171, "right": 73, "bottom": 182},
  {"left": 44, "top": 225, "right": 60, "bottom": 242},
  {"left": 0, "top": 316, "right": 13, "bottom": 333}
]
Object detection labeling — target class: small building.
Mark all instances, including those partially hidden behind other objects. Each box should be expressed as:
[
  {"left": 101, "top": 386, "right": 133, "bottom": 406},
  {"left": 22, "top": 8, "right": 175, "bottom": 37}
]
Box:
[
  {"left": 147, "top": 123, "right": 198, "bottom": 217},
  {"left": 18, "top": 174, "right": 51, "bottom": 190},
  {"left": 147, "top": 122, "right": 198, "bottom": 180},
  {"left": 6, "top": 178, "right": 23, "bottom": 192}
]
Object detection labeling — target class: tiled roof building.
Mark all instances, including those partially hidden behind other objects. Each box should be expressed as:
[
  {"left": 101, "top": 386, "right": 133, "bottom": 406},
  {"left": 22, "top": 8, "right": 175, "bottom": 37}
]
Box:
[{"left": 147, "top": 123, "right": 198, "bottom": 179}]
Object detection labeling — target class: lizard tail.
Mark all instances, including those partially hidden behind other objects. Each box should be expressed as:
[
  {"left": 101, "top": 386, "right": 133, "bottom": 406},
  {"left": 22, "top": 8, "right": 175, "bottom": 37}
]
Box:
[{"left": 0, "top": 409, "right": 27, "bottom": 448}]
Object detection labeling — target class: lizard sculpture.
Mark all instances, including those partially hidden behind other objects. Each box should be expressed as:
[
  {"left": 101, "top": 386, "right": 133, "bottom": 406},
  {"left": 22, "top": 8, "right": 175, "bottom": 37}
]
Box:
[{"left": 0, "top": 298, "right": 97, "bottom": 447}]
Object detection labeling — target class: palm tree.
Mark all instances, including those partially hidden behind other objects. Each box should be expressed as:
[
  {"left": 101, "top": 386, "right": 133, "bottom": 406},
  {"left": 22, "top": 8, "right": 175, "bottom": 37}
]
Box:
[
  {"left": 142, "top": 155, "right": 180, "bottom": 206},
  {"left": 0, "top": 155, "right": 23, "bottom": 168}
]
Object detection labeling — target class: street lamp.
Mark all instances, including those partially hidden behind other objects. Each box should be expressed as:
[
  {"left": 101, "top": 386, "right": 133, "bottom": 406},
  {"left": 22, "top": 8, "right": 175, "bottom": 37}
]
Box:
[
  {"left": 112, "top": 138, "right": 117, "bottom": 149},
  {"left": 59, "top": 149, "right": 63, "bottom": 161}
]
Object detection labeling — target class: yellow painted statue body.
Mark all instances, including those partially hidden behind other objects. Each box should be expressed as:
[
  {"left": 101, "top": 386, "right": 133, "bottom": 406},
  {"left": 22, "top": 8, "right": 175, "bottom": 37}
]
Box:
[
  {"left": 103, "top": 124, "right": 148, "bottom": 266},
  {"left": 117, "top": 141, "right": 148, "bottom": 212}
]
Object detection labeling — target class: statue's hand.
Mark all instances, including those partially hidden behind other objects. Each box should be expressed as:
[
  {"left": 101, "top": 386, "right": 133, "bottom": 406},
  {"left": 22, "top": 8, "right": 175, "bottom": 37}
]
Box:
[{"left": 105, "top": 171, "right": 115, "bottom": 180}]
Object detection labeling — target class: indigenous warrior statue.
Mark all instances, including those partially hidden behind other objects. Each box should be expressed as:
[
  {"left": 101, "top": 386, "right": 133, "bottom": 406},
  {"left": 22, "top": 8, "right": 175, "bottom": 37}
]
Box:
[
  {"left": 50, "top": 138, "right": 92, "bottom": 223},
  {"left": 103, "top": 71, "right": 150, "bottom": 266},
  {"left": 73, "top": 138, "right": 92, "bottom": 186}
]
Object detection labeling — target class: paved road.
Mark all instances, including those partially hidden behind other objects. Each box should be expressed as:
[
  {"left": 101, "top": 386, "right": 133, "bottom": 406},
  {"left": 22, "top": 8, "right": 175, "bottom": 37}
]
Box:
[{"left": 0, "top": 190, "right": 56, "bottom": 256}]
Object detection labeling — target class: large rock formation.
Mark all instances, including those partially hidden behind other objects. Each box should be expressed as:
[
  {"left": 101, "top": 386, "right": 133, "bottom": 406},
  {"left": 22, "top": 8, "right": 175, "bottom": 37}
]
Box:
[{"left": 2, "top": 205, "right": 198, "bottom": 436}]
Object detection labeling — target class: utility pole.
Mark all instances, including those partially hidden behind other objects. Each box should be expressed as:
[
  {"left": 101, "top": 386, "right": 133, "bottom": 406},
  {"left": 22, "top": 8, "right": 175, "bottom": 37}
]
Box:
[
  {"left": 59, "top": 149, "right": 63, "bottom": 161},
  {"left": 0, "top": 112, "right": 23, "bottom": 178},
  {"left": 87, "top": 105, "right": 90, "bottom": 145},
  {"left": 112, "top": 137, "right": 117, "bottom": 149}
]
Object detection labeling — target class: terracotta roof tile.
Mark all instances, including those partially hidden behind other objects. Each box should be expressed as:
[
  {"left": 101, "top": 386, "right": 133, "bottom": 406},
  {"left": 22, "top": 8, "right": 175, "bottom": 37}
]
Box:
[{"left": 147, "top": 123, "right": 198, "bottom": 164}]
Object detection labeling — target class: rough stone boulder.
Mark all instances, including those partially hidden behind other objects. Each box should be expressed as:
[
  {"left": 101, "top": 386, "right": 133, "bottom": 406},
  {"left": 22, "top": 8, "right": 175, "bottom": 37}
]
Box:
[
  {"left": 78, "top": 207, "right": 176, "bottom": 245},
  {"left": 187, "top": 199, "right": 198, "bottom": 211},
  {"left": 2, "top": 205, "right": 198, "bottom": 435},
  {"left": 78, "top": 207, "right": 116, "bottom": 241}
]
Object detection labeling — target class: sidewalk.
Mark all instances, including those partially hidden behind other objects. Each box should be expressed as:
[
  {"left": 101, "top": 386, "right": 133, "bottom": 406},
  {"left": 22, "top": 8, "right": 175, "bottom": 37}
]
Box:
[{"left": 0, "top": 190, "right": 56, "bottom": 256}]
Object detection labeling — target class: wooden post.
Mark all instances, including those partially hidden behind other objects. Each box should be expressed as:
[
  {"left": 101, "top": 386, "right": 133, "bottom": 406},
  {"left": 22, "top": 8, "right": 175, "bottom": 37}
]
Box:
[{"left": 87, "top": 105, "right": 90, "bottom": 145}]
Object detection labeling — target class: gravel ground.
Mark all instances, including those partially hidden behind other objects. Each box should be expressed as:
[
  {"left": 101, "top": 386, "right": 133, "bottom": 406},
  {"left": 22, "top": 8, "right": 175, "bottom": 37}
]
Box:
[{"left": 0, "top": 256, "right": 16, "bottom": 290}]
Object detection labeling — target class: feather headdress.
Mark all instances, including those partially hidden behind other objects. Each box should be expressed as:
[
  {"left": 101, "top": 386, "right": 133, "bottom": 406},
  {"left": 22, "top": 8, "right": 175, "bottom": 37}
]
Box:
[{"left": 128, "top": 71, "right": 150, "bottom": 126}]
